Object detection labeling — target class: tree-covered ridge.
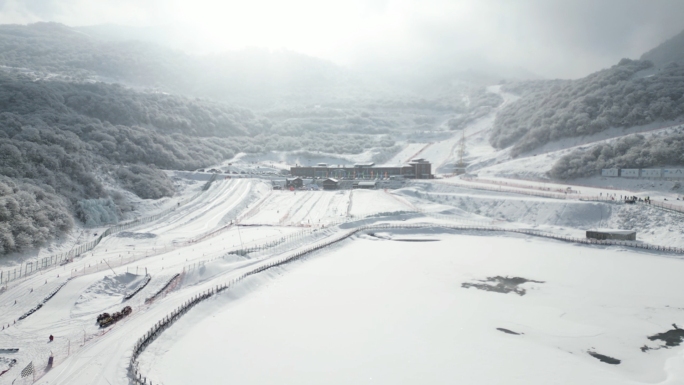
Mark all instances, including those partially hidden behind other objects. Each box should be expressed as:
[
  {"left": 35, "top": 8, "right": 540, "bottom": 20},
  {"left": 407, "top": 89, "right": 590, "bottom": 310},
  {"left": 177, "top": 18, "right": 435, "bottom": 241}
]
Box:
[
  {"left": 0, "top": 71, "right": 254, "bottom": 255},
  {"left": 491, "top": 59, "right": 684, "bottom": 157},
  {"left": 0, "top": 76, "right": 262, "bottom": 137},
  {"left": 500, "top": 79, "right": 570, "bottom": 97},
  {"left": 0, "top": 177, "right": 73, "bottom": 254},
  {"left": 549, "top": 130, "right": 684, "bottom": 180}
]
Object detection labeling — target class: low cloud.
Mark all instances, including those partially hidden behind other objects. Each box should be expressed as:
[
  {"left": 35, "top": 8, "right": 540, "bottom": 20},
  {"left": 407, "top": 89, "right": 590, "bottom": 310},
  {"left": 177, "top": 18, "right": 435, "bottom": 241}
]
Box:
[{"left": 2, "top": 0, "right": 684, "bottom": 79}]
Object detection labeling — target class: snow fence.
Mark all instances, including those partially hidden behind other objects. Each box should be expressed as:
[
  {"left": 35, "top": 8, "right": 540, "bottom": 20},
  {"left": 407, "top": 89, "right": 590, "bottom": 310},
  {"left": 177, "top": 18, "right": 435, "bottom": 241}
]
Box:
[{"left": 17, "top": 279, "right": 71, "bottom": 321}]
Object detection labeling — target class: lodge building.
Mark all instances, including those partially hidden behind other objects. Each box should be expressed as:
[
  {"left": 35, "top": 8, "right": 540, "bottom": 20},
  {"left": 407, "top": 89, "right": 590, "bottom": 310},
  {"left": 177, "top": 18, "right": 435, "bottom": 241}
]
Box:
[{"left": 290, "top": 158, "right": 432, "bottom": 180}]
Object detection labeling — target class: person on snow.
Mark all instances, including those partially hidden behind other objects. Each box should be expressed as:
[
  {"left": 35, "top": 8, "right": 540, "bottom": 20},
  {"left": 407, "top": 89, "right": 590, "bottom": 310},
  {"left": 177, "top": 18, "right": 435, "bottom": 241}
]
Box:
[{"left": 49, "top": 335, "right": 54, "bottom": 342}]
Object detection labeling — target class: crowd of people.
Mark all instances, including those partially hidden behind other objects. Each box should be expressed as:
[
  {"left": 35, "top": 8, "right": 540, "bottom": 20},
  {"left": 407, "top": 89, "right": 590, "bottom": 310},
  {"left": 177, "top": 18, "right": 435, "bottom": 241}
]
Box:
[{"left": 622, "top": 195, "right": 650, "bottom": 204}]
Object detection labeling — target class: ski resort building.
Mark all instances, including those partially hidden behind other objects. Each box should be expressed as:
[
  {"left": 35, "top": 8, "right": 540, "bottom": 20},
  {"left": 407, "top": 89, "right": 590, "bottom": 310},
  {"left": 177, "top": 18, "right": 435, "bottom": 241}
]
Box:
[
  {"left": 322, "top": 178, "right": 339, "bottom": 190},
  {"left": 601, "top": 168, "right": 684, "bottom": 179},
  {"left": 290, "top": 159, "right": 432, "bottom": 179},
  {"left": 354, "top": 181, "right": 378, "bottom": 189},
  {"left": 586, "top": 229, "right": 637, "bottom": 241},
  {"left": 286, "top": 177, "right": 304, "bottom": 189}
]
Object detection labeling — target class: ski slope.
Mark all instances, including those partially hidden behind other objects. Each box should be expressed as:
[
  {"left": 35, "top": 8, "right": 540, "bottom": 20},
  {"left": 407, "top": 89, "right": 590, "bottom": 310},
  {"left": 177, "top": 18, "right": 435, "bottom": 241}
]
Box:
[
  {"left": 348, "top": 190, "right": 414, "bottom": 217},
  {"left": 241, "top": 190, "right": 350, "bottom": 226}
]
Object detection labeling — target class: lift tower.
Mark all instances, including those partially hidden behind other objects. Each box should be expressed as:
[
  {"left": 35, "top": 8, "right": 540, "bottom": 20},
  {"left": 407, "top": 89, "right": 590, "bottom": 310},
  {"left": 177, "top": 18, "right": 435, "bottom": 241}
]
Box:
[{"left": 455, "top": 129, "right": 467, "bottom": 175}]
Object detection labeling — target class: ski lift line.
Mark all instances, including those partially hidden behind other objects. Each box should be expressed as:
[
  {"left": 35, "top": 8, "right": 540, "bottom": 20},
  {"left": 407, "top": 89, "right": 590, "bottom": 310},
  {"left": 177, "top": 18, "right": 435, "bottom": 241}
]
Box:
[{"left": 406, "top": 142, "right": 434, "bottom": 163}]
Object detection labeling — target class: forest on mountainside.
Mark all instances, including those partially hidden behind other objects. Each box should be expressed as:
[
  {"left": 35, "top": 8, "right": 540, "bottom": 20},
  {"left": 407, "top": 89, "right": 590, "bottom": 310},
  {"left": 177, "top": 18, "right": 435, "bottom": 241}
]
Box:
[
  {"left": 491, "top": 59, "right": 684, "bottom": 157},
  {"left": 549, "top": 130, "right": 684, "bottom": 179}
]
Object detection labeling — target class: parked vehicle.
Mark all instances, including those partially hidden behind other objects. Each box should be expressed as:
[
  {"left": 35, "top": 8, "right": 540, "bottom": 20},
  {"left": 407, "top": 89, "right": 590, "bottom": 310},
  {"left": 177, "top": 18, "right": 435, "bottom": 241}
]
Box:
[{"left": 97, "top": 306, "right": 133, "bottom": 328}]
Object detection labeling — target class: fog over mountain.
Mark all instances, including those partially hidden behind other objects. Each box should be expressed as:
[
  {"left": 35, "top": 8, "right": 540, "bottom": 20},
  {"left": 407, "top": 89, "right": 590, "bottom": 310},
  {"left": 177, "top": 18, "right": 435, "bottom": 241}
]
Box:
[
  {"left": 3, "top": 0, "right": 684, "bottom": 79},
  {"left": 641, "top": 28, "right": 684, "bottom": 69},
  {"left": 1, "top": 2, "right": 684, "bottom": 254}
]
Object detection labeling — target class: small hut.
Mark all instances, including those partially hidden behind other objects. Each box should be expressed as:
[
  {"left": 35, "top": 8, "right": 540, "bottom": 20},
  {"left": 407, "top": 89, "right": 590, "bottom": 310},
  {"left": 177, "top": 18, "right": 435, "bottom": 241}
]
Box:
[
  {"left": 322, "top": 178, "right": 339, "bottom": 190},
  {"left": 355, "top": 181, "right": 378, "bottom": 189},
  {"left": 586, "top": 229, "right": 636, "bottom": 241},
  {"left": 286, "top": 177, "right": 304, "bottom": 189}
]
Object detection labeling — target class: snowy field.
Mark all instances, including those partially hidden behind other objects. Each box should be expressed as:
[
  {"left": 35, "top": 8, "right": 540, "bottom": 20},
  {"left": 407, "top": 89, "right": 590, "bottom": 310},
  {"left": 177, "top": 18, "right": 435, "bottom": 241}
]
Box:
[{"left": 139, "top": 231, "right": 684, "bottom": 385}]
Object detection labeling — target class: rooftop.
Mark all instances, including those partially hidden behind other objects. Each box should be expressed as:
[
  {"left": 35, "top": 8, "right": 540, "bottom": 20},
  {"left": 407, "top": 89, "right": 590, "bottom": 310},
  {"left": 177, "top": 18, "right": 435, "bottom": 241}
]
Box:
[
  {"left": 589, "top": 229, "right": 637, "bottom": 235},
  {"left": 409, "top": 158, "right": 429, "bottom": 164}
]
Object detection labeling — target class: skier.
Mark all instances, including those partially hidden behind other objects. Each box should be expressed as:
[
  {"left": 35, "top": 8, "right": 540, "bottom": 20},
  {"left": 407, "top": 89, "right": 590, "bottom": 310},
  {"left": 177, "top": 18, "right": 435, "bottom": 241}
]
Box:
[{"left": 49, "top": 335, "right": 54, "bottom": 342}]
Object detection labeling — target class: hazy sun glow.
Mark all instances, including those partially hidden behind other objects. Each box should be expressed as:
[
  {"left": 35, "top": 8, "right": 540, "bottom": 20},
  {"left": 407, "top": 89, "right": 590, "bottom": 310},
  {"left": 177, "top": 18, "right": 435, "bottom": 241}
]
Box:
[{"left": 164, "top": 0, "right": 408, "bottom": 65}]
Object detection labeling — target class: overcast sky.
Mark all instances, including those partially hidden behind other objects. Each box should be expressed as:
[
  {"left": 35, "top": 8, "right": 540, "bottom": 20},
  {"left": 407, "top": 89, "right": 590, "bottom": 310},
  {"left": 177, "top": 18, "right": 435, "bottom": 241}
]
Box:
[{"left": 2, "top": 0, "right": 684, "bottom": 79}]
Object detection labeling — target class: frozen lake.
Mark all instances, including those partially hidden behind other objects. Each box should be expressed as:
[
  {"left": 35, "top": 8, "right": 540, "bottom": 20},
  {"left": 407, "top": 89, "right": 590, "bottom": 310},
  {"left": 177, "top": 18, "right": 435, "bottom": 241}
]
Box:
[{"left": 140, "top": 230, "right": 684, "bottom": 385}]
